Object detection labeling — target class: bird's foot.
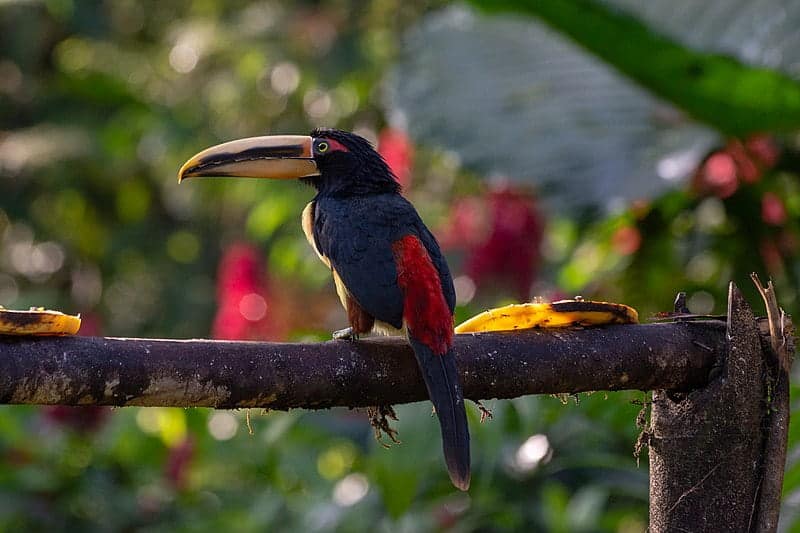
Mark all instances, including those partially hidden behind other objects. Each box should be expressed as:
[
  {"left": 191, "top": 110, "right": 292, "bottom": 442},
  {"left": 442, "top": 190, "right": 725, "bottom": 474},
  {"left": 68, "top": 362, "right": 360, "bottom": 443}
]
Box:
[
  {"left": 476, "top": 400, "right": 494, "bottom": 423},
  {"left": 367, "top": 405, "right": 400, "bottom": 448},
  {"left": 332, "top": 327, "right": 358, "bottom": 341}
]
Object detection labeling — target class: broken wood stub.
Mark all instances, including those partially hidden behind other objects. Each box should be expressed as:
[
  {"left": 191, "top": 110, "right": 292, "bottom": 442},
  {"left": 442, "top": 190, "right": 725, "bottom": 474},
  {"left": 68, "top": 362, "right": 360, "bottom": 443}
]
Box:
[
  {"left": 648, "top": 283, "right": 793, "bottom": 532},
  {"left": 751, "top": 274, "right": 795, "bottom": 533}
]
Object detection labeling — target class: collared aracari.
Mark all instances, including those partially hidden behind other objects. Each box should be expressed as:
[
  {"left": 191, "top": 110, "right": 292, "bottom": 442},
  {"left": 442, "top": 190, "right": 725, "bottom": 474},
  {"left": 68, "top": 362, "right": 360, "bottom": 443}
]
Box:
[{"left": 179, "top": 129, "right": 471, "bottom": 491}]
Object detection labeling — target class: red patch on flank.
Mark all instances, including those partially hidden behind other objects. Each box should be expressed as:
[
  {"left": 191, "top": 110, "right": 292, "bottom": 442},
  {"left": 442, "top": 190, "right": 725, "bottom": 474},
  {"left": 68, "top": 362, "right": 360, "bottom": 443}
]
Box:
[{"left": 392, "top": 235, "right": 453, "bottom": 355}]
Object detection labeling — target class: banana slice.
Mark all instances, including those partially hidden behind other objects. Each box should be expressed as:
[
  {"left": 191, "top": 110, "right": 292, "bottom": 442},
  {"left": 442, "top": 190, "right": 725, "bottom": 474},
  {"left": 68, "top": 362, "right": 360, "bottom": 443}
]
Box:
[
  {"left": 455, "top": 299, "right": 638, "bottom": 334},
  {"left": 0, "top": 307, "right": 82, "bottom": 336}
]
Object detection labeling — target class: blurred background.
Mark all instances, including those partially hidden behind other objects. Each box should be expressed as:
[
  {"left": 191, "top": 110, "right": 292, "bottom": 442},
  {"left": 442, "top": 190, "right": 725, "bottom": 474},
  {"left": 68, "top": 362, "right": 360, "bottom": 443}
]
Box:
[{"left": 2, "top": 0, "right": 800, "bottom": 531}]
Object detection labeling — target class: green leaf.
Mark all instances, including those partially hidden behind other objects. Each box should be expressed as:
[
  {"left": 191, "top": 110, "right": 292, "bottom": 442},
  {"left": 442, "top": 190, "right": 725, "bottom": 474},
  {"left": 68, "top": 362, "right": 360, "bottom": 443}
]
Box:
[{"left": 470, "top": 0, "right": 800, "bottom": 135}]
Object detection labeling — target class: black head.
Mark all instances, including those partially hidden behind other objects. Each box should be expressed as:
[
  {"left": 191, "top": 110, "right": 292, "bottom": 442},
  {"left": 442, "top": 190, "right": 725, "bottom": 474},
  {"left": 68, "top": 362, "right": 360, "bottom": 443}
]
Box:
[
  {"left": 307, "top": 128, "right": 401, "bottom": 196},
  {"left": 177, "top": 128, "right": 401, "bottom": 197}
]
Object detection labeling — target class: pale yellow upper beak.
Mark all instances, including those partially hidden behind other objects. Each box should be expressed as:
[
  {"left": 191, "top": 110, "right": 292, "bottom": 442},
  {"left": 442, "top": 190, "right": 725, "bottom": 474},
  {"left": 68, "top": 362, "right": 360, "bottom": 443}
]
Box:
[{"left": 178, "top": 135, "right": 318, "bottom": 182}]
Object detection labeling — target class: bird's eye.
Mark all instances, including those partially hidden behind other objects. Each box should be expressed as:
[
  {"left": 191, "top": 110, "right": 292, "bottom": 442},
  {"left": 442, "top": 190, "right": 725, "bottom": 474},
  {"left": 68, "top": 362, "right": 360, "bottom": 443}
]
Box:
[{"left": 317, "top": 141, "right": 329, "bottom": 153}]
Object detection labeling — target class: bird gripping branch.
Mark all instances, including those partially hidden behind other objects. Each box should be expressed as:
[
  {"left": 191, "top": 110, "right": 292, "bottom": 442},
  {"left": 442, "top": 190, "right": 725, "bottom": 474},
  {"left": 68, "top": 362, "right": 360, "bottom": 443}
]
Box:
[{"left": 179, "top": 128, "right": 471, "bottom": 490}]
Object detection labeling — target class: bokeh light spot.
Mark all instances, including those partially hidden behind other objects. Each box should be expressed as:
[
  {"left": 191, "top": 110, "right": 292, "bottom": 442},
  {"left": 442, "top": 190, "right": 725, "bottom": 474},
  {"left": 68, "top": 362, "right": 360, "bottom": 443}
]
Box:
[
  {"left": 55, "top": 37, "right": 94, "bottom": 73},
  {"left": 688, "top": 291, "right": 714, "bottom": 314},
  {"left": 167, "top": 231, "right": 200, "bottom": 264},
  {"left": 513, "top": 434, "right": 552, "bottom": 472},
  {"left": 695, "top": 198, "right": 727, "bottom": 232},
  {"left": 31, "top": 242, "right": 65, "bottom": 275},
  {"left": 0, "top": 273, "right": 19, "bottom": 305},
  {"left": 317, "top": 442, "right": 357, "bottom": 480},
  {"left": 169, "top": 44, "right": 199, "bottom": 73},
  {"left": 135, "top": 408, "right": 187, "bottom": 446},
  {"left": 207, "top": 411, "right": 238, "bottom": 441},
  {"left": 686, "top": 252, "right": 717, "bottom": 283},
  {"left": 453, "top": 275, "right": 476, "bottom": 305},
  {"left": 304, "top": 89, "right": 332, "bottom": 119},
  {"left": 270, "top": 62, "right": 300, "bottom": 96},
  {"left": 71, "top": 265, "right": 103, "bottom": 307},
  {"left": 332, "top": 473, "right": 369, "bottom": 507},
  {"left": 239, "top": 293, "right": 267, "bottom": 321}
]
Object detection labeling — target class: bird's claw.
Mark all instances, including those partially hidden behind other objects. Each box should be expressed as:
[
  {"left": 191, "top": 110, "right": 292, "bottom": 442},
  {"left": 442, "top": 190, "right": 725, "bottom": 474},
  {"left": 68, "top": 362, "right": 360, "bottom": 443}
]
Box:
[
  {"left": 476, "top": 400, "right": 494, "bottom": 423},
  {"left": 332, "top": 327, "right": 358, "bottom": 341},
  {"left": 367, "top": 405, "right": 400, "bottom": 447}
]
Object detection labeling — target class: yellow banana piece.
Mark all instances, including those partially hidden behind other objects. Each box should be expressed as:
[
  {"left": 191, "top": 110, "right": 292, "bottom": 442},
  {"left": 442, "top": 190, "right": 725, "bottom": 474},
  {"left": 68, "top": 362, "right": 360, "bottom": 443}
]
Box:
[
  {"left": 0, "top": 307, "right": 82, "bottom": 336},
  {"left": 455, "top": 299, "right": 638, "bottom": 334}
]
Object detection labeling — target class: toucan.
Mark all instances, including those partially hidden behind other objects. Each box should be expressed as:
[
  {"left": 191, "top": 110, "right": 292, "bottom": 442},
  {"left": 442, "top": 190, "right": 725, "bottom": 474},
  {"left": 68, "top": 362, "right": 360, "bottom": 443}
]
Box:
[{"left": 179, "top": 128, "right": 471, "bottom": 491}]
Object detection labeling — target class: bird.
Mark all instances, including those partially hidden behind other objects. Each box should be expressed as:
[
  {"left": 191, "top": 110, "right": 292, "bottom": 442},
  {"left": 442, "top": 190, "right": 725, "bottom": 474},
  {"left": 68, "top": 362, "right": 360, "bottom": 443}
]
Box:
[{"left": 178, "top": 128, "right": 471, "bottom": 490}]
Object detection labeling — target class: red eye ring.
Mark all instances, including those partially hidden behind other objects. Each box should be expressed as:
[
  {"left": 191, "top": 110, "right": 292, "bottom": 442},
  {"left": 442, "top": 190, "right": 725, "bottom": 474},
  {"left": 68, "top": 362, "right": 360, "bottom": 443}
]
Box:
[{"left": 315, "top": 138, "right": 349, "bottom": 154}]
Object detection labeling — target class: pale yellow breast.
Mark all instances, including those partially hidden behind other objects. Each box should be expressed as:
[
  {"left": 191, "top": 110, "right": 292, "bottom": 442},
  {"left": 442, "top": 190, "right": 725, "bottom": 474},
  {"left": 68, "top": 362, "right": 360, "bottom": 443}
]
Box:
[
  {"left": 302, "top": 201, "right": 348, "bottom": 310},
  {"left": 301, "top": 201, "right": 331, "bottom": 269}
]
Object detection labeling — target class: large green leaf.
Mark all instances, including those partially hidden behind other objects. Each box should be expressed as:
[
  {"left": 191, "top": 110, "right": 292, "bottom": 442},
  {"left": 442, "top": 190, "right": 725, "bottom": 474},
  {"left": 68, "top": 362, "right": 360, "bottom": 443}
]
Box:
[
  {"left": 471, "top": 0, "right": 800, "bottom": 135},
  {"left": 387, "top": 6, "right": 718, "bottom": 209}
]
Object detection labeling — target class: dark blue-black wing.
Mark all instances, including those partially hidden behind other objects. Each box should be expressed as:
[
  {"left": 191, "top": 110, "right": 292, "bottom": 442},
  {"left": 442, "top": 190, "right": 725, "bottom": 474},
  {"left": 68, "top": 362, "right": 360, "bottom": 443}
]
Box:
[
  {"left": 313, "top": 193, "right": 455, "bottom": 329},
  {"left": 313, "top": 194, "right": 407, "bottom": 328}
]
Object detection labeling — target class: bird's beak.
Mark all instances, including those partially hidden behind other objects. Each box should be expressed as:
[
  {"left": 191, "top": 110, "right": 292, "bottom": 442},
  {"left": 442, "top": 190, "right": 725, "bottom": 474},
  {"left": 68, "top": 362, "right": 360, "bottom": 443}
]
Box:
[{"left": 178, "top": 135, "right": 318, "bottom": 182}]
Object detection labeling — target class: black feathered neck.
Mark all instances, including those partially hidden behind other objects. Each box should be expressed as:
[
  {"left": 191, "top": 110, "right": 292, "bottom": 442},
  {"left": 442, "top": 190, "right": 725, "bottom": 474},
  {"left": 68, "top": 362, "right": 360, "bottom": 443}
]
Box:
[{"left": 306, "top": 128, "right": 401, "bottom": 197}]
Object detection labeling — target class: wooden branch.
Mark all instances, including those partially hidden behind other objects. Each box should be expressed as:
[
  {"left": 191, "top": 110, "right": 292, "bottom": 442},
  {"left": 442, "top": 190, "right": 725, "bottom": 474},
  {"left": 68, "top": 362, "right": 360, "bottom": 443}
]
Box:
[{"left": 0, "top": 321, "right": 725, "bottom": 408}]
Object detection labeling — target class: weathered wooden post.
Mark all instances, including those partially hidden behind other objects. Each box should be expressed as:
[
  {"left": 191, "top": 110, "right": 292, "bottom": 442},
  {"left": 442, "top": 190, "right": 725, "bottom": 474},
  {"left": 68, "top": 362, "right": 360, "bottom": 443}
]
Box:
[{"left": 648, "top": 282, "right": 794, "bottom": 532}]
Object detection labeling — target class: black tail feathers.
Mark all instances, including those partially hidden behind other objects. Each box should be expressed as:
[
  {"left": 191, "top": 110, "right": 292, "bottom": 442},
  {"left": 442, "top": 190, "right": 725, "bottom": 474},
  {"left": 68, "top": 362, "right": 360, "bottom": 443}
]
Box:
[{"left": 408, "top": 336, "right": 471, "bottom": 491}]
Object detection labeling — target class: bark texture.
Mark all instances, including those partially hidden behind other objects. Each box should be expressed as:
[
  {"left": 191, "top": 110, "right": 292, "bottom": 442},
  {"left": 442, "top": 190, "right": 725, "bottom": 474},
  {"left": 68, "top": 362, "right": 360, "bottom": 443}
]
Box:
[
  {"left": 648, "top": 284, "right": 794, "bottom": 533},
  {"left": 0, "top": 322, "right": 721, "bottom": 408}
]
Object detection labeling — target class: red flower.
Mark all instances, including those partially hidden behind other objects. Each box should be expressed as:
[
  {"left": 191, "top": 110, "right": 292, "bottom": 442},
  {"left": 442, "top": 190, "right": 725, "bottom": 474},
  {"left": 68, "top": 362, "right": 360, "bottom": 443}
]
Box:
[
  {"left": 761, "top": 192, "right": 787, "bottom": 226},
  {"left": 745, "top": 134, "right": 780, "bottom": 168},
  {"left": 378, "top": 128, "right": 414, "bottom": 188},
  {"left": 442, "top": 185, "right": 544, "bottom": 301},
  {"left": 164, "top": 436, "right": 194, "bottom": 490},
  {"left": 693, "top": 135, "right": 781, "bottom": 198},
  {"left": 698, "top": 152, "right": 739, "bottom": 198},
  {"left": 75, "top": 312, "right": 102, "bottom": 337},
  {"left": 212, "top": 243, "right": 285, "bottom": 341},
  {"left": 42, "top": 405, "right": 109, "bottom": 434},
  {"left": 438, "top": 197, "right": 488, "bottom": 250},
  {"left": 612, "top": 225, "right": 642, "bottom": 256}
]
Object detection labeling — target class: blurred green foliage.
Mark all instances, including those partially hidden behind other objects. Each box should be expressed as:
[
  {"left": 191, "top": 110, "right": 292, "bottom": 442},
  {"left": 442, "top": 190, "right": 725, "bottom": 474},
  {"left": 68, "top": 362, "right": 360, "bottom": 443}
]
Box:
[
  {"left": 1, "top": 1, "right": 799, "bottom": 531},
  {"left": 473, "top": 0, "right": 800, "bottom": 135}
]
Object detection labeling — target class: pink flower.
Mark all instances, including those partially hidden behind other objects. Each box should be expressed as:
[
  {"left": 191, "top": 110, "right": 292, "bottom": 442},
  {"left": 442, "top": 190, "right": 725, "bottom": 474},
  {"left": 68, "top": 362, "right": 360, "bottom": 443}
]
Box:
[
  {"left": 378, "top": 128, "right": 414, "bottom": 188},
  {"left": 693, "top": 135, "right": 781, "bottom": 198},
  {"left": 42, "top": 406, "right": 109, "bottom": 434},
  {"left": 212, "top": 243, "right": 285, "bottom": 341},
  {"left": 699, "top": 152, "right": 738, "bottom": 198},
  {"left": 441, "top": 185, "right": 544, "bottom": 301},
  {"left": 612, "top": 225, "right": 642, "bottom": 256},
  {"left": 164, "top": 436, "right": 194, "bottom": 490},
  {"left": 762, "top": 192, "right": 788, "bottom": 226}
]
